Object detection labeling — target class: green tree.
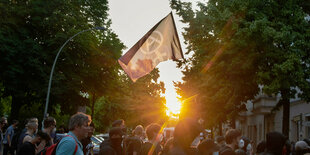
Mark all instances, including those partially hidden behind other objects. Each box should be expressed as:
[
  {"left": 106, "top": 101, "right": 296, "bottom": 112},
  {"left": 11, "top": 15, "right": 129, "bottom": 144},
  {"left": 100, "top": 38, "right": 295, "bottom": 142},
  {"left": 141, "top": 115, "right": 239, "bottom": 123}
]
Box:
[
  {"left": 171, "top": 0, "right": 310, "bottom": 136},
  {"left": 171, "top": 0, "right": 259, "bottom": 130},
  {"left": 0, "top": 0, "right": 125, "bottom": 122},
  {"left": 0, "top": 0, "right": 167, "bottom": 132}
]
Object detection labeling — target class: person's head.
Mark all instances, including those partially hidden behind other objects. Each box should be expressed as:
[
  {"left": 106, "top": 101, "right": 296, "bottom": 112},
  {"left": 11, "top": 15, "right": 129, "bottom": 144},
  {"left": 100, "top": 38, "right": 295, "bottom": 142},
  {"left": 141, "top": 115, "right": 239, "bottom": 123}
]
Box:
[
  {"left": 266, "top": 131, "right": 286, "bottom": 154},
  {"left": 198, "top": 139, "right": 220, "bottom": 155},
  {"left": 145, "top": 123, "right": 161, "bottom": 141},
  {"left": 216, "top": 136, "right": 225, "bottom": 146},
  {"left": 68, "top": 112, "right": 92, "bottom": 140},
  {"left": 173, "top": 118, "right": 202, "bottom": 148},
  {"left": 0, "top": 117, "right": 7, "bottom": 127},
  {"left": 112, "top": 119, "right": 126, "bottom": 133},
  {"left": 57, "top": 125, "right": 66, "bottom": 133},
  {"left": 133, "top": 125, "right": 144, "bottom": 137},
  {"left": 240, "top": 136, "right": 251, "bottom": 152},
  {"left": 112, "top": 119, "right": 125, "bottom": 128},
  {"left": 32, "top": 131, "right": 51, "bottom": 144},
  {"left": 109, "top": 127, "right": 124, "bottom": 145},
  {"left": 12, "top": 120, "right": 19, "bottom": 127},
  {"left": 27, "top": 121, "right": 38, "bottom": 134},
  {"left": 44, "top": 117, "right": 56, "bottom": 131},
  {"left": 28, "top": 117, "right": 38, "bottom": 124},
  {"left": 88, "top": 122, "right": 95, "bottom": 138},
  {"left": 295, "top": 140, "right": 310, "bottom": 155},
  {"left": 256, "top": 140, "right": 266, "bottom": 154},
  {"left": 225, "top": 129, "right": 241, "bottom": 147}
]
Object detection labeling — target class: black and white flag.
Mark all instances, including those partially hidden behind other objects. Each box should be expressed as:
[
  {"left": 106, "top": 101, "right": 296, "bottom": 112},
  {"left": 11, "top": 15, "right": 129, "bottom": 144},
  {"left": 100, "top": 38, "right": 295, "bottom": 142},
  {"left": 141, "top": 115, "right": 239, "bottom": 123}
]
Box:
[{"left": 118, "top": 12, "right": 184, "bottom": 82}]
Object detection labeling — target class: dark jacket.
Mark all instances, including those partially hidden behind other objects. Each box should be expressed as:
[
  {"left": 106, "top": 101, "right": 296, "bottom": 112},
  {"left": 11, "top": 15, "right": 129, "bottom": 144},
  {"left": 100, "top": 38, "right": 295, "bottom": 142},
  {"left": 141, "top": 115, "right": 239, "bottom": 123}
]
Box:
[
  {"left": 100, "top": 139, "right": 123, "bottom": 155},
  {"left": 219, "top": 145, "right": 235, "bottom": 155}
]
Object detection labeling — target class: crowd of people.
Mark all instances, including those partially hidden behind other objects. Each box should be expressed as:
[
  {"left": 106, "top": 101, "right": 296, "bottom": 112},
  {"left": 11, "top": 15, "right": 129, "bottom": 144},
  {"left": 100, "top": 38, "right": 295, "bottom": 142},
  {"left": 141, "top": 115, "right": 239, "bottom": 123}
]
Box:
[{"left": 1, "top": 114, "right": 310, "bottom": 155}]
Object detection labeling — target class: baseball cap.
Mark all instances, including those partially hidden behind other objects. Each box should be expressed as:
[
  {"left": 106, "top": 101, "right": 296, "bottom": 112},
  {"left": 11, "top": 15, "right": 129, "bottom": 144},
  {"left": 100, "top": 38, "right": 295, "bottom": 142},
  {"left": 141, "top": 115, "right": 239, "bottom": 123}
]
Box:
[{"left": 295, "top": 141, "right": 310, "bottom": 151}]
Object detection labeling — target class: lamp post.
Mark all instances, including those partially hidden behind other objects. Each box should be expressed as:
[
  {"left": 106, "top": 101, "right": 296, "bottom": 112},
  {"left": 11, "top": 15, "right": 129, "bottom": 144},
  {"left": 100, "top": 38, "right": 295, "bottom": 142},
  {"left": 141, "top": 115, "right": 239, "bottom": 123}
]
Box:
[{"left": 43, "top": 27, "right": 105, "bottom": 123}]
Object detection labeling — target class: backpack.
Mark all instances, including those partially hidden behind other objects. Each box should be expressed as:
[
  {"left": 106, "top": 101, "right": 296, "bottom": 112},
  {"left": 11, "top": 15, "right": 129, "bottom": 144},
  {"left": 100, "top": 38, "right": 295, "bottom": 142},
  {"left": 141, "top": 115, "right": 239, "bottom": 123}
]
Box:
[{"left": 38, "top": 135, "right": 78, "bottom": 155}]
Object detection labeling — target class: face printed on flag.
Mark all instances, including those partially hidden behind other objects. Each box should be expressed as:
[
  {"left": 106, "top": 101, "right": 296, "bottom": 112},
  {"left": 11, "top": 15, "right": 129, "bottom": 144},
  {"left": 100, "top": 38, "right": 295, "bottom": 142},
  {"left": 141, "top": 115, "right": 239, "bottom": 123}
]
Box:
[{"left": 118, "top": 12, "right": 184, "bottom": 82}]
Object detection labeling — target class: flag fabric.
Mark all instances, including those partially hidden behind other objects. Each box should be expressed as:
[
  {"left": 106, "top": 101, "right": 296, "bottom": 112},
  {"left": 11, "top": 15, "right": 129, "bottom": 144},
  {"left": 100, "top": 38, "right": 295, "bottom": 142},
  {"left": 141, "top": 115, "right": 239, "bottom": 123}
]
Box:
[{"left": 118, "top": 12, "right": 184, "bottom": 82}]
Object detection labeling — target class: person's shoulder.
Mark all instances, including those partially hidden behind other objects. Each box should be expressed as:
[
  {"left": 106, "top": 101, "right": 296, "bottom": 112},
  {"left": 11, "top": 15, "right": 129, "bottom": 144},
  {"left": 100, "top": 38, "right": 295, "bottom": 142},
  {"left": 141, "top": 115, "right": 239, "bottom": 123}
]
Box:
[
  {"left": 132, "top": 137, "right": 142, "bottom": 144},
  {"left": 219, "top": 146, "right": 235, "bottom": 155},
  {"left": 221, "top": 148, "right": 234, "bottom": 153},
  {"left": 99, "top": 144, "right": 116, "bottom": 155},
  {"left": 60, "top": 136, "right": 76, "bottom": 144},
  {"left": 57, "top": 136, "right": 77, "bottom": 150},
  {"left": 7, "top": 126, "right": 13, "bottom": 131},
  {"left": 141, "top": 141, "right": 152, "bottom": 149}
]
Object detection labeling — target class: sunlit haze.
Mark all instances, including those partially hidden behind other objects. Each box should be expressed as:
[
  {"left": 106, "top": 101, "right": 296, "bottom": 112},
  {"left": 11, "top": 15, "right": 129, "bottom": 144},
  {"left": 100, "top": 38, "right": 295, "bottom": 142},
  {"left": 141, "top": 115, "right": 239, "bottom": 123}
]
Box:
[{"left": 108, "top": 0, "right": 199, "bottom": 117}]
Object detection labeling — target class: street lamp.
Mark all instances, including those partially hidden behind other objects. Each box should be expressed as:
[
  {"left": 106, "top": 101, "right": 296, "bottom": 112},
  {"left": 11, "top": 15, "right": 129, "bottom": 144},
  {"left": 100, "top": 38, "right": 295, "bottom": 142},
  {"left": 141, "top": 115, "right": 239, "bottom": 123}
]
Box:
[{"left": 43, "top": 27, "right": 105, "bottom": 124}]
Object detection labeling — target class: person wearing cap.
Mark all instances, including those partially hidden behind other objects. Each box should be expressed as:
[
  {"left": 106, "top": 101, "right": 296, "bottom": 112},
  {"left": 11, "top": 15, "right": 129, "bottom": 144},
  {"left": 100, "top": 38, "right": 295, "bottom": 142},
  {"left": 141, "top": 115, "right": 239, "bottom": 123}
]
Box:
[
  {"left": 295, "top": 140, "right": 310, "bottom": 155},
  {"left": 100, "top": 127, "right": 125, "bottom": 155},
  {"left": 198, "top": 139, "right": 220, "bottom": 155}
]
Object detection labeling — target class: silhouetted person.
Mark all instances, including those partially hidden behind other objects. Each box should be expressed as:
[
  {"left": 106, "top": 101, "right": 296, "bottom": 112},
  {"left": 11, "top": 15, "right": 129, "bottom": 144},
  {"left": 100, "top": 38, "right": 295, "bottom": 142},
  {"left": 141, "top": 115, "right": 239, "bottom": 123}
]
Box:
[
  {"left": 140, "top": 123, "right": 162, "bottom": 155},
  {"left": 198, "top": 139, "right": 220, "bottom": 155},
  {"left": 17, "top": 131, "right": 51, "bottom": 155},
  {"left": 295, "top": 140, "right": 310, "bottom": 155},
  {"left": 264, "top": 131, "right": 286, "bottom": 155},
  {"left": 169, "top": 118, "right": 202, "bottom": 155},
  {"left": 125, "top": 125, "right": 144, "bottom": 155},
  {"left": 3, "top": 120, "right": 19, "bottom": 155},
  {"left": 256, "top": 141, "right": 266, "bottom": 155},
  {"left": 219, "top": 129, "right": 241, "bottom": 155},
  {"left": 100, "top": 127, "right": 125, "bottom": 155}
]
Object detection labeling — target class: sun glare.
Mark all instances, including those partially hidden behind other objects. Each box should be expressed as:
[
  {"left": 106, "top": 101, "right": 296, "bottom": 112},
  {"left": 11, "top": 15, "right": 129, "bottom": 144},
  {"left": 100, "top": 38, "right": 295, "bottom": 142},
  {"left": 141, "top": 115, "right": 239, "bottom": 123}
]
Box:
[{"left": 165, "top": 90, "right": 181, "bottom": 118}]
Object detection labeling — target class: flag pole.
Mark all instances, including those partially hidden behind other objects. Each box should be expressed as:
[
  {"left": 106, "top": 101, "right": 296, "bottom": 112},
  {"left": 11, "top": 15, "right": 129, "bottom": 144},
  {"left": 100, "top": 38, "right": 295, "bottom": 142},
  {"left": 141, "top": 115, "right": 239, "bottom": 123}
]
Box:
[{"left": 43, "top": 27, "right": 105, "bottom": 128}]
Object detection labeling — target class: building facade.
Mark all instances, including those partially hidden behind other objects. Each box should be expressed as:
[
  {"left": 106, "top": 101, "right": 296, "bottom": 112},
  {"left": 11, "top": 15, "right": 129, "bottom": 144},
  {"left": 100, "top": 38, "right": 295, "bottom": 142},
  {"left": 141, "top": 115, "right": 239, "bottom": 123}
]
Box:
[{"left": 235, "top": 94, "right": 310, "bottom": 145}]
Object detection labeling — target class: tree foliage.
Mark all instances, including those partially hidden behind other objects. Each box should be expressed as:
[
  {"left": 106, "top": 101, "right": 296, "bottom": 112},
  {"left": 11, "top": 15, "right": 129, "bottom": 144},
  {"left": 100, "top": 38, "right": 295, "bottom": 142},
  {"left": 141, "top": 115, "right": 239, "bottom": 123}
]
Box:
[
  {"left": 0, "top": 0, "right": 166, "bottom": 131},
  {"left": 171, "top": 0, "right": 310, "bottom": 133}
]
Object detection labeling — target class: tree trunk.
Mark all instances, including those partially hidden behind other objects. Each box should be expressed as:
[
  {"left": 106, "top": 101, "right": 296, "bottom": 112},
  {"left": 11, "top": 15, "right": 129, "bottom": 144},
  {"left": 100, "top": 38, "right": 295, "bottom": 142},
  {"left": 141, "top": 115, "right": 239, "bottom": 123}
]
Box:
[
  {"left": 281, "top": 90, "right": 290, "bottom": 137},
  {"left": 219, "top": 121, "right": 223, "bottom": 136},
  {"left": 10, "top": 95, "right": 21, "bottom": 121},
  {"left": 91, "top": 93, "right": 96, "bottom": 119}
]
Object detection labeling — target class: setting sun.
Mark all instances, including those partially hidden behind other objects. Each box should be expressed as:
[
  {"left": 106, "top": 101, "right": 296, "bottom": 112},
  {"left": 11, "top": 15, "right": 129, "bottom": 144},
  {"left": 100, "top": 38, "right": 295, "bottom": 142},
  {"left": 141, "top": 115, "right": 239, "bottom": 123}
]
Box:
[{"left": 165, "top": 90, "right": 181, "bottom": 118}]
